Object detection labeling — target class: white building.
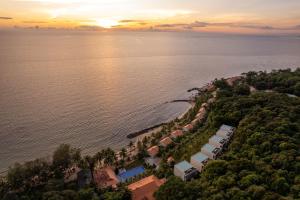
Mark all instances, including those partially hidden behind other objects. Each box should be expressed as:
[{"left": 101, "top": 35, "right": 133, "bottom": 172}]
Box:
[
  {"left": 201, "top": 143, "right": 220, "bottom": 159},
  {"left": 216, "top": 124, "right": 235, "bottom": 141},
  {"left": 209, "top": 135, "right": 227, "bottom": 149},
  {"left": 190, "top": 152, "right": 209, "bottom": 172},
  {"left": 174, "top": 161, "right": 198, "bottom": 181}
]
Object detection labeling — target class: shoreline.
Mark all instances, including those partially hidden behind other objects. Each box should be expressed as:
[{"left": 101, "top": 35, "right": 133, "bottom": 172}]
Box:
[{"left": 127, "top": 102, "right": 194, "bottom": 140}]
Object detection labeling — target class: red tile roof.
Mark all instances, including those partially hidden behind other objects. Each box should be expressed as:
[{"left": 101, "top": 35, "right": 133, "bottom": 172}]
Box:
[
  {"left": 147, "top": 146, "right": 159, "bottom": 157},
  {"left": 170, "top": 130, "right": 183, "bottom": 138},
  {"left": 128, "top": 175, "right": 166, "bottom": 200},
  {"left": 183, "top": 124, "right": 193, "bottom": 131},
  {"left": 159, "top": 137, "right": 173, "bottom": 147},
  {"left": 94, "top": 167, "right": 119, "bottom": 188}
]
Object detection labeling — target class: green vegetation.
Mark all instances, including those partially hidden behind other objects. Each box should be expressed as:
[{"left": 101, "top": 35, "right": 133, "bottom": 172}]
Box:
[
  {"left": 155, "top": 69, "right": 300, "bottom": 200},
  {"left": 0, "top": 145, "right": 131, "bottom": 200},
  {"left": 1, "top": 68, "right": 299, "bottom": 200}
]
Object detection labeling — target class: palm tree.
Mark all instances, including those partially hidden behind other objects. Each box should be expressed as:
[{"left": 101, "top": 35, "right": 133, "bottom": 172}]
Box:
[
  {"left": 94, "top": 151, "right": 103, "bottom": 167},
  {"left": 120, "top": 148, "right": 127, "bottom": 161},
  {"left": 84, "top": 155, "right": 95, "bottom": 184},
  {"left": 103, "top": 148, "right": 116, "bottom": 166}
]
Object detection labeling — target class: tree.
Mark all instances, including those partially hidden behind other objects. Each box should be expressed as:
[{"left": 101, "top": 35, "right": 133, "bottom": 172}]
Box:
[
  {"left": 234, "top": 84, "right": 250, "bottom": 95},
  {"left": 155, "top": 176, "right": 187, "bottom": 200},
  {"left": 102, "top": 186, "right": 131, "bottom": 200},
  {"left": 52, "top": 144, "right": 81, "bottom": 173},
  {"left": 120, "top": 148, "right": 127, "bottom": 161},
  {"left": 85, "top": 155, "right": 96, "bottom": 184}
]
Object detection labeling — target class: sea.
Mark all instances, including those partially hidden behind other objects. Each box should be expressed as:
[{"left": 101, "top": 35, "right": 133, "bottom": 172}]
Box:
[{"left": 1, "top": 29, "right": 300, "bottom": 172}]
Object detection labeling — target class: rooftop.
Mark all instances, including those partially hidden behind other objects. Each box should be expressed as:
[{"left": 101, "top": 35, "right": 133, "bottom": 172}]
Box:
[
  {"left": 183, "top": 124, "right": 193, "bottom": 131},
  {"left": 118, "top": 166, "right": 145, "bottom": 182},
  {"left": 94, "top": 167, "right": 119, "bottom": 188},
  {"left": 175, "top": 160, "right": 193, "bottom": 172},
  {"left": 147, "top": 146, "right": 159, "bottom": 157},
  {"left": 159, "top": 137, "right": 173, "bottom": 147},
  {"left": 191, "top": 152, "right": 209, "bottom": 163},
  {"left": 220, "top": 124, "right": 234, "bottom": 131},
  {"left": 202, "top": 143, "right": 218, "bottom": 153},
  {"left": 210, "top": 135, "right": 226, "bottom": 144},
  {"left": 171, "top": 130, "right": 184, "bottom": 138},
  {"left": 128, "top": 175, "right": 166, "bottom": 200}
]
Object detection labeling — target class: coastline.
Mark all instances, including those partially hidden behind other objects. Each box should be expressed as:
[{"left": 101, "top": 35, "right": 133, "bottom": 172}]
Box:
[{"left": 127, "top": 102, "right": 194, "bottom": 141}]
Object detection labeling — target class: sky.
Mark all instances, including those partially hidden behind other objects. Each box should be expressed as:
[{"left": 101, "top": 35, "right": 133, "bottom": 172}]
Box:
[{"left": 1, "top": 0, "right": 300, "bottom": 34}]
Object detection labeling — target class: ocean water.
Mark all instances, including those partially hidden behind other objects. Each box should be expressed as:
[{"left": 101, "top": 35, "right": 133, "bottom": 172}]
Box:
[{"left": 0, "top": 30, "right": 300, "bottom": 172}]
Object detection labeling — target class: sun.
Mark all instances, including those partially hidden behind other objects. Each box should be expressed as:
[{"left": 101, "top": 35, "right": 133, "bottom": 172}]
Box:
[{"left": 96, "top": 19, "right": 119, "bottom": 29}]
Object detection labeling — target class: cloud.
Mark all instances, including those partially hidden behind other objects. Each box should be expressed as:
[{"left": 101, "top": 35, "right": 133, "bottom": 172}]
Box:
[
  {"left": 119, "top": 20, "right": 148, "bottom": 26},
  {"left": 155, "top": 23, "right": 186, "bottom": 28},
  {"left": 0, "top": 17, "right": 12, "bottom": 20},
  {"left": 154, "top": 20, "right": 300, "bottom": 31},
  {"left": 22, "top": 20, "right": 48, "bottom": 24},
  {"left": 119, "top": 19, "right": 143, "bottom": 23},
  {"left": 77, "top": 25, "right": 105, "bottom": 31}
]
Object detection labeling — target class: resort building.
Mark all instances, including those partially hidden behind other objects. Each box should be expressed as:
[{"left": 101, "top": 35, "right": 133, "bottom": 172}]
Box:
[
  {"left": 201, "top": 143, "right": 220, "bottom": 159},
  {"left": 190, "top": 152, "right": 209, "bottom": 172},
  {"left": 64, "top": 166, "right": 81, "bottom": 183},
  {"left": 195, "top": 112, "right": 205, "bottom": 120},
  {"left": 94, "top": 167, "right": 119, "bottom": 188},
  {"left": 118, "top": 166, "right": 145, "bottom": 183},
  {"left": 159, "top": 137, "right": 173, "bottom": 147},
  {"left": 167, "top": 156, "right": 174, "bottom": 165},
  {"left": 209, "top": 135, "right": 227, "bottom": 149},
  {"left": 191, "top": 118, "right": 199, "bottom": 126},
  {"left": 183, "top": 124, "right": 193, "bottom": 132},
  {"left": 144, "top": 157, "right": 161, "bottom": 169},
  {"left": 201, "top": 103, "right": 208, "bottom": 108},
  {"left": 128, "top": 175, "right": 166, "bottom": 200},
  {"left": 174, "top": 161, "right": 198, "bottom": 181},
  {"left": 198, "top": 107, "right": 206, "bottom": 114},
  {"left": 170, "top": 130, "right": 184, "bottom": 139},
  {"left": 225, "top": 76, "right": 242, "bottom": 86},
  {"left": 220, "top": 124, "right": 235, "bottom": 132},
  {"left": 216, "top": 125, "right": 235, "bottom": 141},
  {"left": 147, "top": 146, "right": 159, "bottom": 158}
]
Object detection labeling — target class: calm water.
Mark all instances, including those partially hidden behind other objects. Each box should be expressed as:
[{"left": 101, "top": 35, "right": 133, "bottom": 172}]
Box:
[{"left": 1, "top": 30, "right": 300, "bottom": 172}]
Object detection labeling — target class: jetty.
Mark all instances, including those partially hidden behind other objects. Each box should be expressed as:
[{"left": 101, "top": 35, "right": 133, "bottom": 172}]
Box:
[{"left": 127, "top": 123, "right": 167, "bottom": 139}]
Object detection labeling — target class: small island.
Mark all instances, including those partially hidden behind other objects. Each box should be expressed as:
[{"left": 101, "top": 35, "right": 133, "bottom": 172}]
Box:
[{"left": 1, "top": 68, "right": 299, "bottom": 200}]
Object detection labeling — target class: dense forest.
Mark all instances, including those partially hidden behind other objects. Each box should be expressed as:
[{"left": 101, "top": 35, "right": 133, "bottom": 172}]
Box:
[
  {"left": 0, "top": 68, "right": 299, "bottom": 200},
  {"left": 155, "top": 69, "right": 300, "bottom": 200}
]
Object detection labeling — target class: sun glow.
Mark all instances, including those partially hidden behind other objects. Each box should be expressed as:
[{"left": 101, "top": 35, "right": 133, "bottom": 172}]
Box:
[{"left": 96, "top": 19, "right": 119, "bottom": 29}]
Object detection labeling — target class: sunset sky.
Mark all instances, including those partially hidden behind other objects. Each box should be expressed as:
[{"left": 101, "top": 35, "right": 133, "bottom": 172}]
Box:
[{"left": 1, "top": 0, "right": 300, "bottom": 34}]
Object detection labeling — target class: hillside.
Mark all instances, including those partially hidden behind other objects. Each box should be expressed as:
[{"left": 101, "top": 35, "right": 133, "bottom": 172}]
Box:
[{"left": 155, "top": 69, "right": 300, "bottom": 200}]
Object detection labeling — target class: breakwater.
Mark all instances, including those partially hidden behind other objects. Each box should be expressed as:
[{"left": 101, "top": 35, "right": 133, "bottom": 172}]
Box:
[{"left": 127, "top": 123, "right": 167, "bottom": 139}]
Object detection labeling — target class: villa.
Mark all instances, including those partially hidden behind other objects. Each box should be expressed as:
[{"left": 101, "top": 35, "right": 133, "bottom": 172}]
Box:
[
  {"left": 174, "top": 161, "right": 198, "bottom": 181},
  {"left": 144, "top": 157, "right": 161, "bottom": 169},
  {"left": 94, "top": 167, "right": 119, "bottom": 188},
  {"left": 216, "top": 125, "right": 235, "bottom": 141},
  {"left": 209, "top": 135, "right": 227, "bottom": 149},
  {"left": 128, "top": 175, "right": 166, "bottom": 200},
  {"left": 170, "top": 130, "right": 184, "bottom": 139},
  {"left": 147, "top": 146, "right": 159, "bottom": 158},
  {"left": 159, "top": 137, "right": 173, "bottom": 147},
  {"left": 201, "top": 143, "right": 220, "bottom": 159},
  {"left": 201, "top": 103, "right": 208, "bottom": 108},
  {"left": 167, "top": 156, "right": 174, "bottom": 165},
  {"left": 220, "top": 124, "right": 235, "bottom": 132},
  {"left": 190, "top": 152, "right": 209, "bottom": 172},
  {"left": 183, "top": 124, "right": 194, "bottom": 132}
]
